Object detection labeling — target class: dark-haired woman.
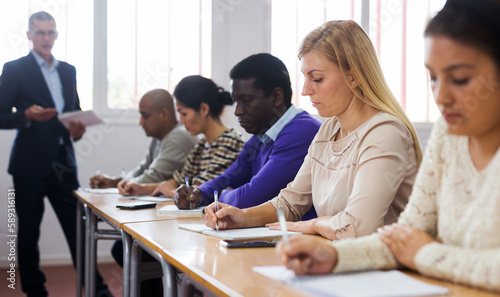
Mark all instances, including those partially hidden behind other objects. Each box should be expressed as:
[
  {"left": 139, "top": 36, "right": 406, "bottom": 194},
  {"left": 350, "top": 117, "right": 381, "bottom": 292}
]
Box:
[{"left": 123, "top": 75, "right": 244, "bottom": 198}]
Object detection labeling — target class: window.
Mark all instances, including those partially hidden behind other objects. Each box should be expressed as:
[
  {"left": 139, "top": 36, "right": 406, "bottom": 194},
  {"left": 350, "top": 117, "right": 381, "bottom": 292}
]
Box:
[
  {"left": 271, "top": 0, "right": 446, "bottom": 122},
  {"left": 1, "top": 0, "right": 211, "bottom": 114},
  {"left": 105, "top": 0, "right": 212, "bottom": 110}
]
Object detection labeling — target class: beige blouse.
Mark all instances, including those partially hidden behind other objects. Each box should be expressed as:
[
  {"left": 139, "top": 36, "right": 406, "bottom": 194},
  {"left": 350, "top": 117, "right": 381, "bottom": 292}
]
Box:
[
  {"left": 331, "top": 118, "right": 500, "bottom": 292},
  {"left": 271, "top": 112, "right": 418, "bottom": 238}
]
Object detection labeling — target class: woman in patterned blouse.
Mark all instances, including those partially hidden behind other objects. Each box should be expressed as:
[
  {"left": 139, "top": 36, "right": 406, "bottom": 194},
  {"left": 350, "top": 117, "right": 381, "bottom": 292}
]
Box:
[{"left": 123, "top": 75, "right": 245, "bottom": 199}]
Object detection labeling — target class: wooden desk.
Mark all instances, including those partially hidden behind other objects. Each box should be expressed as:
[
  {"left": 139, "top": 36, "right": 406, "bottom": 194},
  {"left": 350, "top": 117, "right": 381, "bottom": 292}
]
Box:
[
  {"left": 75, "top": 190, "right": 180, "bottom": 228},
  {"left": 74, "top": 190, "right": 179, "bottom": 297},
  {"left": 124, "top": 219, "right": 500, "bottom": 297},
  {"left": 124, "top": 217, "right": 304, "bottom": 297}
]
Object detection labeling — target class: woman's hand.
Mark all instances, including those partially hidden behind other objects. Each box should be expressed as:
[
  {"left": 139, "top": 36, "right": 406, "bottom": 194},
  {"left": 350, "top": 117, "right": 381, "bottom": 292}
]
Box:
[
  {"left": 266, "top": 220, "right": 315, "bottom": 234},
  {"left": 204, "top": 202, "right": 248, "bottom": 229},
  {"left": 266, "top": 217, "right": 338, "bottom": 240},
  {"left": 152, "top": 180, "right": 178, "bottom": 198},
  {"left": 378, "top": 224, "right": 434, "bottom": 270},
  {"left": 276, "top": 235, "right": 338, "bottom": 275}
]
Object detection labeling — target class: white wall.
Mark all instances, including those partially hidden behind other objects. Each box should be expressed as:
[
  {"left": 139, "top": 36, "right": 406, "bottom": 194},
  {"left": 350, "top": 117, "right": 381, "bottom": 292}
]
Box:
[
  {"left": 0, "top": 0, "right": 272, "bottom": 268},
  {"left": 212, "top": 0, "right": 271, "bottom": 90},
  {"left": 212, "top": 0, "right": 272, "bottom": 140}
]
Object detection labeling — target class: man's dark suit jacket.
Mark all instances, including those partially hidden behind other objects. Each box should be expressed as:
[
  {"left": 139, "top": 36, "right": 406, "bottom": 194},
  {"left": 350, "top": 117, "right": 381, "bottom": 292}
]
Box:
[{"left": 0, "top": 52, "right": 81, "bottom": 178}]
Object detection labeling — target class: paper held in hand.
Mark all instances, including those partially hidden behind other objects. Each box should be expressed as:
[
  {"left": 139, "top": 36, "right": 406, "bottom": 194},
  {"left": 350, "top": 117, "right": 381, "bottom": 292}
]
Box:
[{"left": 58, "top": 110, "right": 103, "bottom": 129}]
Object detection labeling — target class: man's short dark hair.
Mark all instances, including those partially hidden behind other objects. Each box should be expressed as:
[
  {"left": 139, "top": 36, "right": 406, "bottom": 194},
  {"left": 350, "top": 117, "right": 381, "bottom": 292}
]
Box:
[
  {"left": 229, "top": 53, "right": 292, "bottom": 106},
  {"left": 29, "top": 11, "right": 56, "bottom": 31}
]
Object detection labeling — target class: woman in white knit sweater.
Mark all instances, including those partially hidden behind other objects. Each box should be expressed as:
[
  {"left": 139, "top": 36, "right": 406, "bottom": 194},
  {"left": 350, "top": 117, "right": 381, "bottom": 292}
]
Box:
[{"left": 277, "top": 0, "right": 500, "bottom": 293}]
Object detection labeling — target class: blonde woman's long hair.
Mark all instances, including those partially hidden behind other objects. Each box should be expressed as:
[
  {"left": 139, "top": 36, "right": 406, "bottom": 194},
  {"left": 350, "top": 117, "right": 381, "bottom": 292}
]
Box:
[{"left": 299, "top": 20, "right": 422, "bottom": 165}]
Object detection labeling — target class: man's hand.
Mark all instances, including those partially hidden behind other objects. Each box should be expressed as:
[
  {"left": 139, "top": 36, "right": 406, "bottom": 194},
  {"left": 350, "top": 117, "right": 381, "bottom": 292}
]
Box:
[
  {"left": 120, "top": 182, "right": 146, "bottom": 196},
  {"left": 89, "top": 174, "right": 121, "bottom": 189},
  {"left": 25, "top": 105, "right": 57, "bottom": 122},
  {"left": 174, "top": 185, "right": 201, "bottom": 209},
  {"left": 68, "top": 120, "right": 86, "bottom": 140}
]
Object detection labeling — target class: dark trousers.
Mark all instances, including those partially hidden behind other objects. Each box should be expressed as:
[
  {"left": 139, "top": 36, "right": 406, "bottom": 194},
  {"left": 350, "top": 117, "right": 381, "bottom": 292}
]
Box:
[{"left": 13, "top": 147, "right": 107, "bottom": 297}]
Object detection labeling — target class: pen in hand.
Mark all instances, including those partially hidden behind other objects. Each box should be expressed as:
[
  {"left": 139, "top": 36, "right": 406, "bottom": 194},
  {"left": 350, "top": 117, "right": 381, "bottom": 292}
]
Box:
[
  {"left": 277, "top": 208, "right": 293, "bottom": 268},
  {"left": 214, "top": 190, "right": 219, "bottom": 231},
  {"left": 185, "top": 177, "right": 192, "bottom": 209},
  {"left": 277, "top": 208, "right": 289, "bottom": 246}
]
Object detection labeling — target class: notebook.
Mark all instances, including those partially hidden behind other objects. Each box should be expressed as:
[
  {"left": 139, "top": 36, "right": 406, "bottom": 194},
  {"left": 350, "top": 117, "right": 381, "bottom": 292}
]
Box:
[
  {"left": 178, "top": 223, "right": 301, "bottom": 241},
  {"left": 157, "top": 205, "right": 205, "bottom": 216},
  {"left": 124, "top": 195, "right": 173, "bottom": 202},
  {"left": 79, "top": 187, "right": 119, "bottom": 194},
  {"left": 252, "top": 266, "right": 450, "bottom": 297}
]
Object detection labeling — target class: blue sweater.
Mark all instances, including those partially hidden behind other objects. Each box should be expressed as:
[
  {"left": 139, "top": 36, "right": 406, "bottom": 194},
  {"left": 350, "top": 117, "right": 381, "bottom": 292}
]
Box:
[{"left": 199, "top": 111, "right": 321, "bottom": 219}]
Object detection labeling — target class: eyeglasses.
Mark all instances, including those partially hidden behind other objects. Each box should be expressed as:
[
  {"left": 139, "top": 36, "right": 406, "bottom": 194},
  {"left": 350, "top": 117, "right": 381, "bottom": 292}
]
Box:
[{"left": 33, "top": 30, "right": 57, "bottom": 38}]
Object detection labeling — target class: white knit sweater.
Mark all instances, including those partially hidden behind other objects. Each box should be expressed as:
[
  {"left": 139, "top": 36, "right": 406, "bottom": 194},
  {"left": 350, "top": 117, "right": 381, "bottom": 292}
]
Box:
[{"left": 331, "top": 118, "right": 500, "bottom": 292}]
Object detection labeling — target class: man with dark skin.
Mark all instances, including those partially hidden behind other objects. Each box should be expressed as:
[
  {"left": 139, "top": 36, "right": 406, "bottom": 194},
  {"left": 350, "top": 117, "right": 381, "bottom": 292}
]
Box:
[{"left": 174, "top": 53, "right": 321, "bottom": 220}]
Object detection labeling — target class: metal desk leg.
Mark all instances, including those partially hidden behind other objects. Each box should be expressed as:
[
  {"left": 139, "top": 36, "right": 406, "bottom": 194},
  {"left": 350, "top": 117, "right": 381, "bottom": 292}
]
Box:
[
  {"left": 84, "top": 206, "right": 98, "bottom": 297},
  {"left": 130, "top": 239, "right": 177, "bottom": 297},
  {"left": 129, "top": 240, "right": 142, "bottom": 297},
  {"left": 76, "top": 201, "right": 85, "bottom": 297},
  {"left": 121, "top": 230, "right": 132, "bottom": 297},
  {"left": 160, "top": 256, "right": 177, "bottom": 297},
  {"left": 180, "top": 277, "right": 195, "bottom": 297}
]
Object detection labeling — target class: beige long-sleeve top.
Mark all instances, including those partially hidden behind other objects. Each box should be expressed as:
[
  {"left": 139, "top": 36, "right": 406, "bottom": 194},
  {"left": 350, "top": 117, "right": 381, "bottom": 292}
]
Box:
[
  {"left": 271, "top": 112, "right": 418, "bottom": 238},
  {"left": 332, "top": 118, "right": 500, "bottom": 292}
]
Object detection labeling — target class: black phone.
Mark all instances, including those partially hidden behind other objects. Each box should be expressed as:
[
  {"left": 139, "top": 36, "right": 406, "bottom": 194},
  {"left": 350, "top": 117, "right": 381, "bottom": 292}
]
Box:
[
  {"left": 116, "top": 202, "right": 157, "bottom": 210},
  {"left": 220, "top": 239, "right": 278, "bottom": 248}
]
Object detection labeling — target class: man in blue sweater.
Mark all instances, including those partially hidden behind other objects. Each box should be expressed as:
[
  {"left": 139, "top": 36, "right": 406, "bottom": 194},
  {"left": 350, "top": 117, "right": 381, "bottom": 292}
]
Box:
[{"left": 175, "top": 53, "right": 320, "bottom": 218}]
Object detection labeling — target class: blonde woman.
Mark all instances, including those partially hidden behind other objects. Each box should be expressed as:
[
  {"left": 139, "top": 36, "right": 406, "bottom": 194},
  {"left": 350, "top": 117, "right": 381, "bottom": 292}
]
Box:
[{"left": 205, "top": 20, "right": 422, "bottom": 240}]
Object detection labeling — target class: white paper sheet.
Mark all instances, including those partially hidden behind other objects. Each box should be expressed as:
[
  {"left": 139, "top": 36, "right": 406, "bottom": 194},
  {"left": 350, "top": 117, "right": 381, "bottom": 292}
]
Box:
[{"left": 252, "top": 266, "right": 450, "bottom": 297}]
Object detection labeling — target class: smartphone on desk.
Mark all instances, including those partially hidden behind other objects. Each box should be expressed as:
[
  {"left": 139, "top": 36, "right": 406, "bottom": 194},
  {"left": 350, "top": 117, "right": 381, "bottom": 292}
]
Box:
[
  {"left": 220, "top": 238, "right": 278, "bottom": 248},
  {"left": 116, "top": 201, "right": 157, "bottom": 210}
]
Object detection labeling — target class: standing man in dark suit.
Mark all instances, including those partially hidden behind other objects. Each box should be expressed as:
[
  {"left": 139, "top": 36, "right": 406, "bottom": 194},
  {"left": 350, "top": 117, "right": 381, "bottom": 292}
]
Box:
[{"left": 0, "top": 12, "right": 112, "bottom": 297}]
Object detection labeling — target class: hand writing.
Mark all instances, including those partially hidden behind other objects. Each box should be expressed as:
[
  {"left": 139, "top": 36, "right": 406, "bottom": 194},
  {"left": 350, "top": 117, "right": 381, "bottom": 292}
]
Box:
[{"left": 276, "top": 235, "right": 338, "bottom": 275}]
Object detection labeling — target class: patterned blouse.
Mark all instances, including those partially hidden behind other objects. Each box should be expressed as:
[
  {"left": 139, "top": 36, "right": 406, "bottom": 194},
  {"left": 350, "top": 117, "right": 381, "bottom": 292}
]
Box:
[
  {"left": 173, "top": 128, "right": 244, "bottom": 186},
  {"left": 331, "top": 118, "right": 500, "bottom": 292}
]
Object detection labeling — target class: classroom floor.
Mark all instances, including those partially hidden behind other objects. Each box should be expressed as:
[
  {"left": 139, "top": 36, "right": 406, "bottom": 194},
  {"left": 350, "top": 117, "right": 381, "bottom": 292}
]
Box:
[{"left": 0, "top": 263, "right": 123, "bottom": 297}]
